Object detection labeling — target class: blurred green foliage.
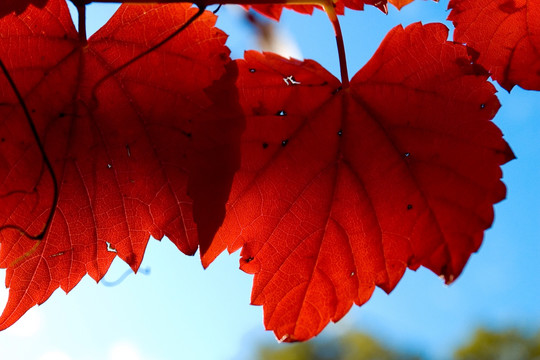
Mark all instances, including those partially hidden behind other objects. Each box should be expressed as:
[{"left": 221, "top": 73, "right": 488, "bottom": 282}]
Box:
[
  {"left": 256, "top": 331, "right": 421, "bottom": 360},
  {"left": 255, "top": 327, "right": 540, "bottom": 360},
  {"left": 455, "top": 328, "right": 540, "bottom": 360}
]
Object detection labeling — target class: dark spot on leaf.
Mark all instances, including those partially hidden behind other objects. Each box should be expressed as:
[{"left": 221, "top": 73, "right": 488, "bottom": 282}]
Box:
[
  {"left": 1, "top": 138, "right": 5, "bottom": 142},
  {"left": 125, "top": 253, "right": 137, "bottom": 268},
  {"left": 499, "top": 0, "right": 520, "bottom": 14},
  {"left": 58, "top": 112, "right": 65, "bottom": 118},
  {"left": 407, "top": 204, "right": 413, "bottom": 210},
  {"left": 262, "top": 142, "right": 269, "bottom": 149},
  {"left": 182, "top": 131, "right": 192, "bottom": 138},
  {"left": 466, "top": 47, "right": 480, "bottom": 62},
  {"left": 276, "top": 110, "right": 287, "bottom": 116},
  {"left": 455, "top": 57, "right": 470, "bottom": 68},
  {"left": 281, "top": 139, "right": 289, "bottom": 147},
  {"left": 31, "top": 109, "right": 36, "bottom": 113}
]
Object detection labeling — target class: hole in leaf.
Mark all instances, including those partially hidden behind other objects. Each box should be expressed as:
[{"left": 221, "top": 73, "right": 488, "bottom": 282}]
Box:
[
  {"left": 106, "top": 242, "right": 117, "bottom": 253},
  {"left": 281, "top": 139, "right": 289, "bottom": 147},
  {"left": 337, "top": 129, "right": 343, "bottom": 136},
  {"left": 249, "top": 68, "right": 256, "bottom": 73},
  {"left": 276, "top": 110, "right": 287, "bottom": 116},
  {"left": 283, "top": 75, "right": 300, "bottom": 86},
  {"left": 407, "top": 204, "right": 413, "bottom": 210}
]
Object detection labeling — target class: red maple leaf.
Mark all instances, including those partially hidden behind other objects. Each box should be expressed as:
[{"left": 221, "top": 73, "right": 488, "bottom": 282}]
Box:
[
  {"left": 202, "top": 23, "right": 514, "bottom": 341},
  {"left": 0, "top": 0, "right": 242, "bottom": 328},
  {"left": 449, "top": 0, "right": 540, "bottom": 91},
  {"left": 0, "top": 0, "right": 47, "bottom": 18}
]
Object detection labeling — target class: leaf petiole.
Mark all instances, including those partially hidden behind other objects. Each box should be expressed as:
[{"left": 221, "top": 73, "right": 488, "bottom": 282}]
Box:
[{"left": 322, "top": 1, "right": 349, "bottom": 87}]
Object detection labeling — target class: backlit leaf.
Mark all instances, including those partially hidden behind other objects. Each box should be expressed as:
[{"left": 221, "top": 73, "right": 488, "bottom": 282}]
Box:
[
  {"left": 449, "top": 0, "right": 540, "bottom": 91},
  {"left": 203, "top": 23, "right": 514, "bottom": 341},
  {"left": 0, "top": 0, "right": 241, "bottom": 328}
]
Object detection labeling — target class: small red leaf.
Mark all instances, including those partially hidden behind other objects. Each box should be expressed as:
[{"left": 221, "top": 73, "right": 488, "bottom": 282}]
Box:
[
  {"left": 243, "top": 4, "right": 319, "bottom": 22},
  {"left": 204, "top": 23, "right": 513, "bottom": 341},
  {"left": 0, "top": 0, "right": 241, "bottom": 328},
  {"left": 388, "top": 0, "right": 415, "bottom": 9},
  {"left": 449, "top": 0, "right": 540, "bottom": 91},
  {"left": 0, "top": 0, "right": 47, "bottom": 18},
  {"left": 244, "top": 0, "right": 388, "bottom": 21}
]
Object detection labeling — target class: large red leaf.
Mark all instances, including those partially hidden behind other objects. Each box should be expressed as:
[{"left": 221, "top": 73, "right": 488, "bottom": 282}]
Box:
[
  {"left": 0, "top": 0, "right": 241, "bottom": 328},
  {"left": 0, "top": 0, "right": 47, "bottom": 18},
  {"left": 203, "top": 23, "right": 514, "bottom": 341},
  {"left": 449, "top": 0, "right": 540, "bottom": 91}
]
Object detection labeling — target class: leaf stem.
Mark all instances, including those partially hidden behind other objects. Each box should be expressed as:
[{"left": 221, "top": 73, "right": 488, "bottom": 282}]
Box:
[
  {"left": 76, "top": 1, "right": 87, "bottom": 43},
  {"left": 0, "top": 57, "right": 59, "bottom": 241},
  {"left": 323, "top": 2, "right": 349, "bottom": 87}
]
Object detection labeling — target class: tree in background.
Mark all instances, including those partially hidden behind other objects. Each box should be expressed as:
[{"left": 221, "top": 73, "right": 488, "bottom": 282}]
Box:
[
  {"left": 256, "top": 327, "right": 540, "bottom": 360},
  {"left": 256, "top": 331, "right": 421, "bottom": 360},
  {"left": 455, "top": 328, "right": 540, "bottom": 360}
]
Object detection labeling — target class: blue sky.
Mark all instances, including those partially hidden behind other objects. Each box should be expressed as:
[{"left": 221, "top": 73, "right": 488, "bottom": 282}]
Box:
[{"left": 0, "top": 1, "right": 539, "bottom": 359}]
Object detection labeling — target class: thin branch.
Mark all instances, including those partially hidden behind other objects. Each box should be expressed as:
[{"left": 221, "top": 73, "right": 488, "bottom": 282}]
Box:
[
  {"left": 91, "top": 4, "right": 207, "bottom": 103},
  {"left": 0, "top": 58, "right": 59, "bottom": 240}
]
